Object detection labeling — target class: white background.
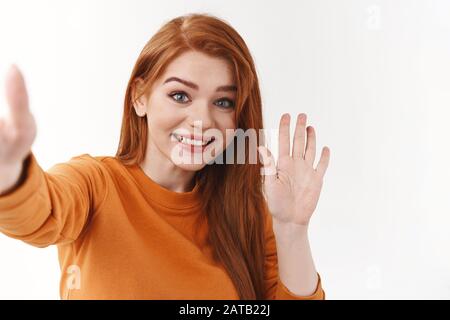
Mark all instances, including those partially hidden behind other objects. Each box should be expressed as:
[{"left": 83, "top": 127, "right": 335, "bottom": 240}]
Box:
[{"left": 0, "top": 0, "right": 449, "bottom": 299}]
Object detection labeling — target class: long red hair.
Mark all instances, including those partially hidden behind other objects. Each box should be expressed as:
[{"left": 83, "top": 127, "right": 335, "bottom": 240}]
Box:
[{"left": 116, "top": 13, "right": 268, "bottom": 299}]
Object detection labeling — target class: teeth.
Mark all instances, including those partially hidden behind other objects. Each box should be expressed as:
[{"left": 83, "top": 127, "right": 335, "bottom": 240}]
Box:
[
  {"left": 183, "top": 137, "right": 205, "bottom": 146},
  {"left": 174, "top": 134, "right": 212, "bottom": 146}
]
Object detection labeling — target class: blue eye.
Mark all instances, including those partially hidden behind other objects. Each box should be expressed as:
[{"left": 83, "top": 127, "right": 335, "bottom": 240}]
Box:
[
  {"left": 169, "top": 91, "right": 190, "bottom": 103},
  {"left": 215, "top": 99, "right": 235, "bottom": 109}
]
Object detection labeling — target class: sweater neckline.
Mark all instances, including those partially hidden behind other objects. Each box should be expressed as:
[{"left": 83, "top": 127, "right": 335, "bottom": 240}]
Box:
[{"left": 125, "top": 162, "right": 202, "bottom": 210}]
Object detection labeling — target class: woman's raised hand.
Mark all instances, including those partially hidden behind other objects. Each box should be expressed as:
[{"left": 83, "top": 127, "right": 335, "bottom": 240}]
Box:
[{"left": 258, "top": 113, "right": 330, "bottom": 227}]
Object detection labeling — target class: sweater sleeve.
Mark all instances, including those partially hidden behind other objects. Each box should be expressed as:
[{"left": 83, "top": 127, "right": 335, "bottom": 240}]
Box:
[
  {"left": 0, "top": 151, "right": 109, "bottom": 248},
  {"left": 264, "top": 205, "right": 325, "bottom": 300}
]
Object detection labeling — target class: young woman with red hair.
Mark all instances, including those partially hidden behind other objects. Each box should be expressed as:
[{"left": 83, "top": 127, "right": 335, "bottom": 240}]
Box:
[{"left": 0, "top": 13, "right": 330, "bottom": 300}]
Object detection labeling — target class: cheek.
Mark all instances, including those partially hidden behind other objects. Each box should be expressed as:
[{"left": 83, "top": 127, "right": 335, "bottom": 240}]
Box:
[
  {"left": 215, "top": 114, "right": 237, "bottom": 146},
  {"left": 148, "top": 114, "right": 181, "bottom": 134},
  {"left": 220, "top": 113, "right": 237, "bottom": 132},
  {"left": 146, "top": 96, "right": 184, "bottom": 134}
]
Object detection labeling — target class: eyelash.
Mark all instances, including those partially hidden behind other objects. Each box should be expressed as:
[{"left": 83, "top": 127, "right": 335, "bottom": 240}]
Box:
[{"left": 168, "top": 91, "right": 235, "bottom": 109}]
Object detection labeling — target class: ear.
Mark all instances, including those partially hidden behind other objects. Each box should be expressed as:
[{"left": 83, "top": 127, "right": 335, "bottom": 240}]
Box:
[{"left": 132, "top": 78, "right": 147, "bottom": 117}]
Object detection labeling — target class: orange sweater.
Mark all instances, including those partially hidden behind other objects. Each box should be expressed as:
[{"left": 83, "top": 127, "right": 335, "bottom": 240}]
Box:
[{"left": 0, "top": 152, "right": 324, "bottom": 300}]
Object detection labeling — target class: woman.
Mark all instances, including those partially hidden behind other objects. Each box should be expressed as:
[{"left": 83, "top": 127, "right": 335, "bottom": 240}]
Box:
[{"left": 0, "top": 13, "right": 330, "bottom": 300}]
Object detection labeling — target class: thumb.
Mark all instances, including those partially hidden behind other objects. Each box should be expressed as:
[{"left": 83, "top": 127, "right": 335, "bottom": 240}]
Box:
[
  {"left": 5, "top": 64, "right": 29, "bottom": 125},
  {"left": 257, "top": 145, "right": 278, "bottom": 184}
]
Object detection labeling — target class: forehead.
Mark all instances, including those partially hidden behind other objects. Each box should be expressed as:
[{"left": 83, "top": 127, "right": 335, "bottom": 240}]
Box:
[{"left": 160, "top": 50, "right": 235, "bottom": 86}]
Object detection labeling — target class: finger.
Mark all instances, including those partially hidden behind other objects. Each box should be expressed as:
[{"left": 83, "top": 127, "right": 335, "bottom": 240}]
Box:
[
  {"left": 5, "top": 65, "right": 29, "bottom": 125},
  {"left": 315, "top": 146, "right": 330, "bottom": 177},
  {"left": 292, "top": 113, "right": 307, "bottom": 158},
  {"left": 258, "top": 145, "right": 278, "bottom": 184},
  {"left": 278, "top": 113, "right": 291, "bottom": 158},
  {"left": 304, "top": 126, "right": 316, "bottom": 165}
]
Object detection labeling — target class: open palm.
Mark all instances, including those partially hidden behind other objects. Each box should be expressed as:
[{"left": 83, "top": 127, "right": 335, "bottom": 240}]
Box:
[{"left": 258, "top": 113, "right": 330, "bottom": 226}]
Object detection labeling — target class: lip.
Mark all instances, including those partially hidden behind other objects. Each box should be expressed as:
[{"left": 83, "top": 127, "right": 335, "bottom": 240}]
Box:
[
  {"left": 172, "top": 136, "right": 215, "bottom": 154},
  {"left": 176, "top": 140, "right": 213, "bottom": 153},
  {"left": 172, "top": 132, "right": 215, "bottom": 144}
]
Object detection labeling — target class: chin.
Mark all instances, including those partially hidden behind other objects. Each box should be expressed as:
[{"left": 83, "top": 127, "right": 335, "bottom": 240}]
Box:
[
  {"left": 168, "top": 150, "right": 217, "bottom": 172},
  {"left": 167, "top": 138, "right": 223, "bottom": 171},
  {"left": 172, "top": 162, "right": 208, "bottom": 172}
]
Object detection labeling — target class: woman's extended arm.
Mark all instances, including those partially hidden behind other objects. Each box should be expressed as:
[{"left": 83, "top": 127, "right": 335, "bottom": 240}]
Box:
[{"left": 0, "top": 66, "right": 109, "bottom": 248}]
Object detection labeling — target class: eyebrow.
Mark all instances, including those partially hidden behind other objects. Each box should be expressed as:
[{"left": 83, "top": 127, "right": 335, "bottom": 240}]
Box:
[{"left": 163, "top": 77, "right": 237, "bottom": 93}]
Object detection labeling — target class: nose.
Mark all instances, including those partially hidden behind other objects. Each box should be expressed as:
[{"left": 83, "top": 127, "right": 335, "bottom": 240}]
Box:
[{"left": 188, "top": 101, "right": 214, "bottom": 131}]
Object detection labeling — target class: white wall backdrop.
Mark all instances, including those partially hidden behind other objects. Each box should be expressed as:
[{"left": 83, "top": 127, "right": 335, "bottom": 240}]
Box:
[{"left": 0, "top": 0, "right": 449, "bottom": 299}]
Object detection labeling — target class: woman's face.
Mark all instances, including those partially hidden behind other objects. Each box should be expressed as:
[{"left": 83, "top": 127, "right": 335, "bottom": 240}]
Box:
[{"left": 134, "top": 50, "right": 237, "bottom": 172}]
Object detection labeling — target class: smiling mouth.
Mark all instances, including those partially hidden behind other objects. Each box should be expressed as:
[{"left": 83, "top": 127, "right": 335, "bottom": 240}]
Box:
[{"left": 171, "top": 133, "right": 215, "bottom": 147}]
